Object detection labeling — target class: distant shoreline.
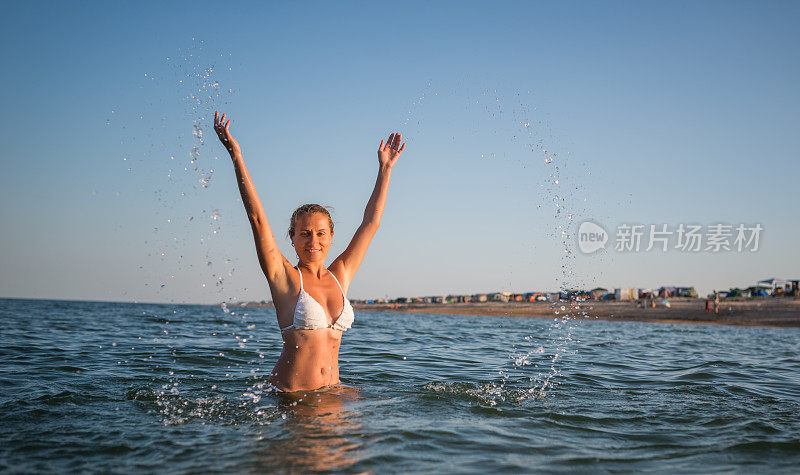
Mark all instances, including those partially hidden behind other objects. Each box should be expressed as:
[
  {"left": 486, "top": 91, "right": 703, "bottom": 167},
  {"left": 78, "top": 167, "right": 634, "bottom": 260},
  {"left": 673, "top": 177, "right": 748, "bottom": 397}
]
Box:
[
  {"left": 352, "top": 298, "right": 800, "bottom": 328},
  {"left": 3, "top": 296, "right": 795, "bottom": 328}
]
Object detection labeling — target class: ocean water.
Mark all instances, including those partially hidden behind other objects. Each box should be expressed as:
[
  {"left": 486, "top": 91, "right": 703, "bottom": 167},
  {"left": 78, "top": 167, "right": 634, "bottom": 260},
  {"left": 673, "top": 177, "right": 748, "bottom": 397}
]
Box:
[{"left": 2, "top": 298, "right": 799, "bottom": 473}]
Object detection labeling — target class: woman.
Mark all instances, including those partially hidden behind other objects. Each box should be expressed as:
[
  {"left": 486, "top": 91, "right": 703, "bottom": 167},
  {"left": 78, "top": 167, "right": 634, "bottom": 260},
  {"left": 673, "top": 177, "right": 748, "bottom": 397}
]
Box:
[{"left": 213, "top": 111, "right": 405, "bottom": 392}]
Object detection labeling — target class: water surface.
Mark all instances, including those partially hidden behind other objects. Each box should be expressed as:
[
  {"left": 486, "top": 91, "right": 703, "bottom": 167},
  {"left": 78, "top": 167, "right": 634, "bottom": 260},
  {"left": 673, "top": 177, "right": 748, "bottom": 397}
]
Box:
[{"left": 2, "top": 298, "right": 799, "bottom": 472}]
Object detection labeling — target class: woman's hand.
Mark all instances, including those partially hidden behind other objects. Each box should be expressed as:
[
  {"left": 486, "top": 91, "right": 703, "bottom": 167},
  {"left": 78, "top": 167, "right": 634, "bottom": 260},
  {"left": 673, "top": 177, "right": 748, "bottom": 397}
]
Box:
[
  {"left": 214, "top": 110, "right": 241, "bottom": 158},
  {"left": 378, "top": 132, "right": 405, "bottom": 170}
]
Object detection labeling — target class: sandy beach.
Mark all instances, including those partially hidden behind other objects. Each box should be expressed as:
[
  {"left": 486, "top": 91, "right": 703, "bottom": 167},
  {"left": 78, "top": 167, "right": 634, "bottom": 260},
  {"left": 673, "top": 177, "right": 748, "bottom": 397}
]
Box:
[{"left": 353, "top": 298, "right": 800, "bottom": 328}]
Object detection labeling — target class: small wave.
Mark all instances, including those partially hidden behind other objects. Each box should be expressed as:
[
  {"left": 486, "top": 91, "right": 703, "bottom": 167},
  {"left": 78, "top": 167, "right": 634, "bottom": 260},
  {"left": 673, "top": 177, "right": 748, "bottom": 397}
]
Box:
[
  {"left": 127, "top": 386, "right": 158, "bottom": 402},
  {"left": 33, "top": 390, "right": 108, "bottom": 405},
  {"left": 724, "top": 439, "right": 800, "bottom": 453}
]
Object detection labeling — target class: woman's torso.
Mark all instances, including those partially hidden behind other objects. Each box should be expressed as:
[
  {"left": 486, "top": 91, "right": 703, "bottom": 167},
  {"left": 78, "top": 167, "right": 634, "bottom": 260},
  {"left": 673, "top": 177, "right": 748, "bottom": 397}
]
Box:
[
  {"left": 268, "top": 265, "right": 351, "bottom": 391},
  {"left": 270, "top": 329, "right": 342, "bottom": 391}
]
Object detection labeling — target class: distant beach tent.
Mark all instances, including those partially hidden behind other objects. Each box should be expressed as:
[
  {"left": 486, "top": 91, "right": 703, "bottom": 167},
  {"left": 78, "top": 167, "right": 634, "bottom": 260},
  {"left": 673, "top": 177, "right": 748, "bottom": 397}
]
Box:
[
  {"left": 446, "top": 295, "right": 471, "bottom": 303},
  {"left": 757, "top": 278, "right": 792, "bottom": 295},
  {"left": 489, "top": 292, "right": 511, "bottom": 302},
  {"left": 677, "top": 287, "right": 698, "bottom": 298},
  {"left": 615, "top": 288, "right": 636, "bottom": 300},
  {"left": 637, "top": 288, "right": 655, "bottom": 299},
  {"left": 658, "top": 286, "right": 698, "bottom": 298},
  {"left": 658, "top": 286, "right": 677, "bottom": 298},
  {"left": 589, "top": 288, "right": 609, "bottom": 300},
  {"left": 525, "top": 292, "right": 547, "bottom": 302}
]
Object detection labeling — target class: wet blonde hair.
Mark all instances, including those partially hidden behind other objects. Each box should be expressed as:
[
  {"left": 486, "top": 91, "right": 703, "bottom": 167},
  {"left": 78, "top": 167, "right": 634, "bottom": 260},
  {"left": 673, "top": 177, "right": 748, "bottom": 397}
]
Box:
[{"left": 288, "top": 204, "right": 334, "bottom": 238}]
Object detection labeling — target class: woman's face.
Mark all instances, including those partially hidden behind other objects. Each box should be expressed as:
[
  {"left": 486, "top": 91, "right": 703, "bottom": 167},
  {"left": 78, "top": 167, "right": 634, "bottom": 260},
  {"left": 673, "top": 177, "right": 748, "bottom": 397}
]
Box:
[{"left": 292, "top": 212, "right": 333, "bottom": 263}]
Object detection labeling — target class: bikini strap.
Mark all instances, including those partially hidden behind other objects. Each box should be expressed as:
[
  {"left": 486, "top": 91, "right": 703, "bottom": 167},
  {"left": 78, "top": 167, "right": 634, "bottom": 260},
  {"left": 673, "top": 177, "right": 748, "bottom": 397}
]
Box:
[
  {"left": 297, "top": 266, "right": 343, "bottom": 295},
  {"left": 328, "top": 270, "right": 345, "bottom": 296}
]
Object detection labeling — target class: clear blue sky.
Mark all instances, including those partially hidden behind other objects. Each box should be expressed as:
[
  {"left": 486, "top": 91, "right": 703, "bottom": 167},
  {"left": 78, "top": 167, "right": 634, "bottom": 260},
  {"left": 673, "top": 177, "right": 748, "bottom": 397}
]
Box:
[{"left": 1, "top": 1, "right": 798, "bottom": 304}]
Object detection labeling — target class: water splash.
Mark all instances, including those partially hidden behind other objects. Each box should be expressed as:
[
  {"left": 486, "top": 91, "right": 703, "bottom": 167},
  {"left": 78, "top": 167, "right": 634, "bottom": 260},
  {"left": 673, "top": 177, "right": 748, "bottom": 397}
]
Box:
[
  {"left": 467, "top": 87, "right": 591, "bottom": 401},
  {"left": 390, "top": 84, "right": 592, "bottom": 402},
  {"left": 192, "top": 123, "right": 204, "bottom": 143},
  {"left": 129, "top": 384, "right": 279, "bottom": 426},
  {"left": 113, "top": 38, "right": 241, "bottom": 306}
]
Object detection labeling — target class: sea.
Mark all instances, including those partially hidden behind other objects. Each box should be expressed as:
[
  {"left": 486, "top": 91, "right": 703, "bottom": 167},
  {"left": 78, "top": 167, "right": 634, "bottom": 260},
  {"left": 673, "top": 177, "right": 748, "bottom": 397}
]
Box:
[{"left": 2, "top": 298, "right": 799, "bottom": 473}]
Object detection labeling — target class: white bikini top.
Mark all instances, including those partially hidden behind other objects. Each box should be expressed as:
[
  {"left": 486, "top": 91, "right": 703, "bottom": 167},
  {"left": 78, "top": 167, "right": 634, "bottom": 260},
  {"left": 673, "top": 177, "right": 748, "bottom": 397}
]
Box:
[{"left": 280, "top": 266, "right": 354, "bottom": 332}]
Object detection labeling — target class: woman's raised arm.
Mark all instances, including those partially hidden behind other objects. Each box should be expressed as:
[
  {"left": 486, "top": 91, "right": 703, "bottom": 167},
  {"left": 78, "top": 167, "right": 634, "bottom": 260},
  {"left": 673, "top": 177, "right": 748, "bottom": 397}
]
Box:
[
  {"left": 330, "top": 132, "right": 405, "bottom": 289},
  {"left": 214, "top": 111, "right": 290, "bottom": 284}
]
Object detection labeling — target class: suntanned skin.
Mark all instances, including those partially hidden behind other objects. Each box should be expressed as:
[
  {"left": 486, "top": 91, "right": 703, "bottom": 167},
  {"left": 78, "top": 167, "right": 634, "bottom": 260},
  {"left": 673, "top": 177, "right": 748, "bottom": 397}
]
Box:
[{"left": 213, "top": 110, "right": 405, "bottom": 392}]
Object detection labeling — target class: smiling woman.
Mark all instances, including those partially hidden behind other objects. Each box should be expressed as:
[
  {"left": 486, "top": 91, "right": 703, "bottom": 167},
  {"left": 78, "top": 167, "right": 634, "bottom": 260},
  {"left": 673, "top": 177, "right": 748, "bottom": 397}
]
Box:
[{"left": 213, "top": 111, "right": 405, "bottom": 392}]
